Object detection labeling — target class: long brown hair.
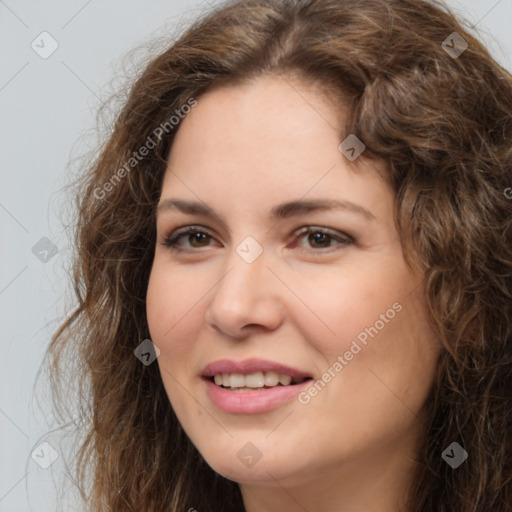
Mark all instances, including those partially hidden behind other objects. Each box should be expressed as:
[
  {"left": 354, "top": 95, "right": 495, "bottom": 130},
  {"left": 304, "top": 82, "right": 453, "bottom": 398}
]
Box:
[{"left": 45, "top": 0, "right": 512, "bottom": 510}]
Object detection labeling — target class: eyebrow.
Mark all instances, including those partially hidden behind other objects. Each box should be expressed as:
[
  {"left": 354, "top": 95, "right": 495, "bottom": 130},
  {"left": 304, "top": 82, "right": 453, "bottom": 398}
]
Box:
[{"left": 156, "top": 198, "right": 376, "bottom": 222}]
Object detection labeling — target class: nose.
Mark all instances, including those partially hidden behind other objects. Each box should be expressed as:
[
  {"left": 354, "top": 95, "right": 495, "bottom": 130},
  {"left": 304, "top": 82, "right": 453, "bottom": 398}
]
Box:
[{"left": 204, "top": 246, "right": 284, "bottom": 339}]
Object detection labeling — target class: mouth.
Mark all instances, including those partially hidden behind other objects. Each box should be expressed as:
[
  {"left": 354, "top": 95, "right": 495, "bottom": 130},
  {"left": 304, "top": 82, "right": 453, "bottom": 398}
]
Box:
[{"left": 201, "top": 358, "right": 313, "bottom": 413}]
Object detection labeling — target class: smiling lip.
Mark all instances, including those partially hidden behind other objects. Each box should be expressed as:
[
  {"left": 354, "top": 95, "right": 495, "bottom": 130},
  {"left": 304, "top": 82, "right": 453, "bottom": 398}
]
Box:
[{"left": 201, "top": 358, "right": 313, "bottom": 414}]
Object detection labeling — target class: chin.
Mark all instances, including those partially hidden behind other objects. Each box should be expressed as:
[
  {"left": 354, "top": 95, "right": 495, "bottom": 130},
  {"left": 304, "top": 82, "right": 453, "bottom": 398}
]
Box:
[{"left": 195, "top": 437, "right": 311, "bottom": 486}]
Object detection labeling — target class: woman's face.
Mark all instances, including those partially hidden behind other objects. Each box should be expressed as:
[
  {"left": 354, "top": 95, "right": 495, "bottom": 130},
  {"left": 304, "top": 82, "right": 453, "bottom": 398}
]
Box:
[{"left": 146, "top": 74, "right": 441, "bottom": 490}]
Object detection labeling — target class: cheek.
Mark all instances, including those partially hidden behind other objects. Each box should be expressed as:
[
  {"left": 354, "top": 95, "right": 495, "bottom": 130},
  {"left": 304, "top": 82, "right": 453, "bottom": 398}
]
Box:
[
  {"left": 294, "top": 256, "right": 439, "bottom": 406},
  {"left": 290, "top": 258, "right": 409, "bottom": 359},
  {"left": 146, "top": 262, "right": 205, "bottom": 363},
  {"left": 310, "top": 273, "right": 438, "bottom": 420},
  {"left": 146, "top": 265, "right": 203, "bottom": 419}
]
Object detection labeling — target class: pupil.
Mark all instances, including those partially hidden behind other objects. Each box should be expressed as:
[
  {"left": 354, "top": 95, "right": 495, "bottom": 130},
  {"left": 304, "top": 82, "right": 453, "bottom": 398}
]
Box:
[
  {"left": 191, "top": 233, "right": 207, "bottom": 247},
  {"left": 310, "top": 232, "right": 329, "bottom": 247}
]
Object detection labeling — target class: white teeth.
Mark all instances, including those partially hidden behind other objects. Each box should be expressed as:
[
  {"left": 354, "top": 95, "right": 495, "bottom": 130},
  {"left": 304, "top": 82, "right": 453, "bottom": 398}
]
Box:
[
  {"left": 212, "top": 371, "right": 303, "bottom": 389},
  {"left": 278, "top": 374, "right": 292, "bottom": 386},
  {"left": 245, "top": 372, "right": 265, "bottom": 388},
  {"left": 264, "top": 371, "right": 279, "bottom": 386},
  {"left": 229, "top": 373, "right": 245, "bottom": 388}
]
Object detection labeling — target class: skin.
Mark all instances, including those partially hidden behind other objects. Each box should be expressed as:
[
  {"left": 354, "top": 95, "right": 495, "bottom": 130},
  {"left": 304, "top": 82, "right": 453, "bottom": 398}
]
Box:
[{"left": 146, "top": 73, "right": 441, "bottom": 512}]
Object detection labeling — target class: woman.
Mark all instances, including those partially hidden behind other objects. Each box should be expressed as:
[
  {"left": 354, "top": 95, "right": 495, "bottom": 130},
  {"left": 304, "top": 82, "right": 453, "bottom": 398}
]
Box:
[{"left": 47, "top": 0, "right": 512, "bottom": 510}]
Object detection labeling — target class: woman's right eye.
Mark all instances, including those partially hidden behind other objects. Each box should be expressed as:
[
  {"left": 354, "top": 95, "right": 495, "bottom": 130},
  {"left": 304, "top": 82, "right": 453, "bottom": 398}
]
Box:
[{"left": 161, "top": 226, "right": 217, "bottom": 251}]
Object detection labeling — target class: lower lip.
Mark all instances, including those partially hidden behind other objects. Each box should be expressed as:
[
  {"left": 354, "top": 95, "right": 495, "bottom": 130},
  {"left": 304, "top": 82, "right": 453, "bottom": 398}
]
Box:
[{"left": 203, "top": 378, "right": 312, "bottom": 414}]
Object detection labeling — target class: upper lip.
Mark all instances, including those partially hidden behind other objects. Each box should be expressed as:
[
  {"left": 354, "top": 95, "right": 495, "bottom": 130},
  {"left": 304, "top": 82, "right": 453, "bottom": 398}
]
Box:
[{"left": 202, "top": 358, "right": 312, "bottom": 380}]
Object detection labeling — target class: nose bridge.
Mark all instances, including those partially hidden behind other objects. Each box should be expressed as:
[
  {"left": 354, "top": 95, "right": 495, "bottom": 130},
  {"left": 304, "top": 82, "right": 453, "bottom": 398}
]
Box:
[
  {"left": 205, "top": 237, "right": 283, "bottom": 335},
  {"left": 214, "top": 239, "right": 268, "bottom": 307}
]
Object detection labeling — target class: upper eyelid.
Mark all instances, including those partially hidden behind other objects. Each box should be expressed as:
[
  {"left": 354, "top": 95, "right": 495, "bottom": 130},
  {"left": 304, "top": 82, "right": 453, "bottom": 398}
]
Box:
[
  {"left": 167, "top": 225, "right": 216, "bottom": 239},
  {"left": 160, "top": 224, "right": 223, "bottom": 243}
]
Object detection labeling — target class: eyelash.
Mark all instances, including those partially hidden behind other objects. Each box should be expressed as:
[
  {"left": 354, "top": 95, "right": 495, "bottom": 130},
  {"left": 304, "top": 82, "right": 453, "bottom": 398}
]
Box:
[{"left": 160, "top": 225, "right": 354, "bottom": 255}]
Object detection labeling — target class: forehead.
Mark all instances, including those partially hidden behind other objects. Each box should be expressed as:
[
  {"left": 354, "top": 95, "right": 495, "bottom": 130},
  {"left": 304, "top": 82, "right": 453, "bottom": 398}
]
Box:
[
  {"left": 170, "top": 75, "right": 339, "bottom": 162},
  {"left": 161, "top": 74, "right": 391, "bottom": 220}
]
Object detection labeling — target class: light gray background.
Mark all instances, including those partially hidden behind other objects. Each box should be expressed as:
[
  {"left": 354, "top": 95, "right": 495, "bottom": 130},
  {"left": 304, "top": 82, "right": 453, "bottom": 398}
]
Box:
[{"left": 1, "top": 0, "right": 511, "bottom": 510}]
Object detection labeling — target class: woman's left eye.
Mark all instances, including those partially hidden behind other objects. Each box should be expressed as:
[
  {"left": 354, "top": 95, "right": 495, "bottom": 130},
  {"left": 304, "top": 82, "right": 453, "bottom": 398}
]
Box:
[
  {"left": 290, "top": 226, "right": 354, "bottom": 252},
  {"left": 161, "top": 226, "right": 353, "bottom": 253}
]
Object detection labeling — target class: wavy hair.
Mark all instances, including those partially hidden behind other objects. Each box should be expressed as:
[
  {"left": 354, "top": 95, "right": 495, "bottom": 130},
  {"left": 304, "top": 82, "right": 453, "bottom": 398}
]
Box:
[{"left": 46, "top": 0, "right": 512, "bottom": 510}]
